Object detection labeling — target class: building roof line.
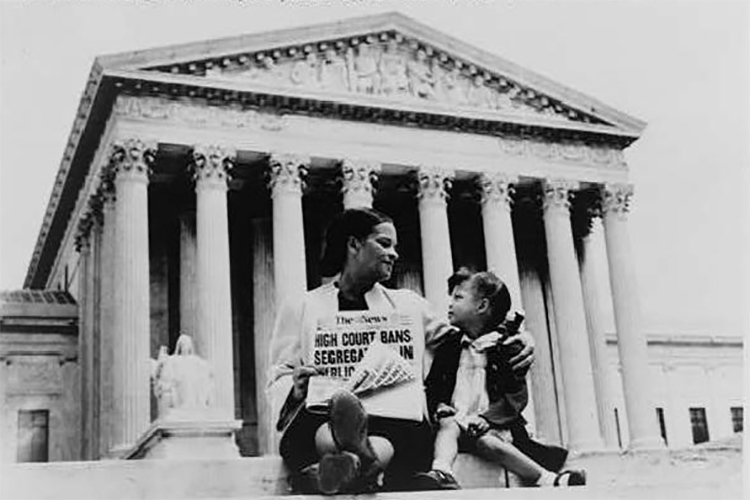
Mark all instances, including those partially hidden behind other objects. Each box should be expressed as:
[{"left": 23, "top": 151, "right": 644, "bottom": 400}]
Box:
[{"left": 96, "top": 11, "right": 645, "bottom": 134}]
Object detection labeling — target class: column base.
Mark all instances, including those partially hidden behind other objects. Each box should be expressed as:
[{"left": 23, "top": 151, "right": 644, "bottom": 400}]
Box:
[
  {"left": 626, "top": 435, "right": 667, "bottom": 452},
  {"left": 567, "top": 447, "right": 623, "bottom": 461},
  {"left": 566, "top": 438, "right": 607, "bottom": 457},
  {"left": 122, "top": 410, "right": 242, "bottom": 460}
]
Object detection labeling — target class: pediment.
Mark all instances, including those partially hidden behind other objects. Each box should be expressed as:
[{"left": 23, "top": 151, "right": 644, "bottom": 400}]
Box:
[{"left": 99, "top": 12, "right": 644, "bottom": 135}]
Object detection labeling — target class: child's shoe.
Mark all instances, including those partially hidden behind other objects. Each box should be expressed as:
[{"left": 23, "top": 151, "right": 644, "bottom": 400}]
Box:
[{"left": 412, "top": 469, "right": 461, "bottom": 490}]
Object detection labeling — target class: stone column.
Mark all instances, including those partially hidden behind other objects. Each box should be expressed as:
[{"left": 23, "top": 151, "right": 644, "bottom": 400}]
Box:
[
  {"left": 110, "top": 138, "right": 155, "bottom": 452},
  {"left": 601, "top": 183, "right": 664, "bottom": 450},
  {"left": 268, "top": 153, "right": 309, "bottom": 305},
  {"left": 542, "top": 179, "right": 601, "bottom": 452},
  {"left": 417, "top": 166, "right": 454, "bottom": 314},
  {"left": 98, "top": 182, "right": 116, "bottom": 457},
  {"left": 88, "top": 193, "right": 105, "bottom": 459},
  {"left": 252, "top": 218, "right": 275, "bottom": 455},
  {"left": 179, "top": 211, "right": 197, "bottom": 337},
  {"left": 519, "top": 268, "right": 561, "bottom": 444},
  {"left": 478, "top": 172, "right": 535, "bottom": 431},
  {"left": 75, "top": 213, "right": 96, "bottom": 459},
  {"left": 341, "top": 159, "right": 381, "bottom": 209},
  {"left": 479, "top": 172, "right": 521, "bottom": 306},
  {"left": 576, "top": 215, "right": 620, "bottom": 449},
  {"left": 192, "top": 145, "right": 237, "bottom": 418}
]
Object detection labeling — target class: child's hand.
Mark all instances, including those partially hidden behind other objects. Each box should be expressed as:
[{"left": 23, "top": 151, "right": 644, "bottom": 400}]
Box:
[
  {"left": 435, "top": 403, "right": 456, "bottom": 420},
  {"left": 466, "top": 416, "right": 490, "bottom": 437}
]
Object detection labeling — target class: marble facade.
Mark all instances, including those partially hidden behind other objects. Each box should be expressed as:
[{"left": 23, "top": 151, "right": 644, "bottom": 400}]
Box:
[{"left": 10, "top": 13, "right": 735, "bottom": 462}]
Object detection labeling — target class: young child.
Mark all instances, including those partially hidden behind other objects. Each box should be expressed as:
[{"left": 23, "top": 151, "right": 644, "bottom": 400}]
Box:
[{"left": 416, "top": 268, "right": 586, "bottom": 489}]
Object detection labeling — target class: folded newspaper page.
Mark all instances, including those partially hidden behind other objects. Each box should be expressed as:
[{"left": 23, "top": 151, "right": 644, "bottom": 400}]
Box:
[{"left": 306, "top": 310, "right": 425, "bottom": 421}]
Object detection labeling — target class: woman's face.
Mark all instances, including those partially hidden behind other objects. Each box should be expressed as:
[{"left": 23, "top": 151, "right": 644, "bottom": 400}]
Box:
[{"left": 348, "top": 222, "right": 399, "bottom": 283}]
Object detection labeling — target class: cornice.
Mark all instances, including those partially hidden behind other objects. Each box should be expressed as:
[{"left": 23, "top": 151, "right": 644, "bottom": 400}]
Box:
[
  {"left": 24, "top": 61, "right": 105, "bottom": 288},
  {"left": 104, "top": 69, "right": 638, "bottom": 142},
  {"left": 95, "top": 12, "right": 645, "bottom": 134}
]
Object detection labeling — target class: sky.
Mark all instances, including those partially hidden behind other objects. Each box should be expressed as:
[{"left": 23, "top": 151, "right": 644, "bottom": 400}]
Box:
[{"left": 0, "top": 0, "right": 748, "bottom": 337}]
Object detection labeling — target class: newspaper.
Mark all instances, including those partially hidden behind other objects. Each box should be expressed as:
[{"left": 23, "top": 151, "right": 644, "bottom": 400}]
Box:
[{"left": 305, "top": 310, "right": 424, "bottom": 421}]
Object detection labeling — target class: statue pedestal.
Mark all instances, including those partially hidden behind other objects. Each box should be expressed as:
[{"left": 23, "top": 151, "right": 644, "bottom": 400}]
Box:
[{"left": 125, "top": 409, "right": 242, "bottom": 460}]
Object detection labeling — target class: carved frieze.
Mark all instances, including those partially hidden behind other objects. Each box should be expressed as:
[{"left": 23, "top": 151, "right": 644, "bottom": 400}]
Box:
[
  {"left": 112, "top": 97, "right": 626, "bottom": 172},
  {"left": 113, "top": 95, "right": 287, "bottom": 132},
  {"left": 498, "top": 137, "right": 626, "bottom": 170},
  {"left": 191, "top": 34, "right": 593, "bottom": 123},
  {"left": 268, "top": 153, "right": 309, "bottom": 195}
]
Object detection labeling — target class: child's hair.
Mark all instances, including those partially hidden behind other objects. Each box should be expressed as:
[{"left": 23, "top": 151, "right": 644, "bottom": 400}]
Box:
[{"left": 447, "top": 267, "right": 511, "bottom": 328}]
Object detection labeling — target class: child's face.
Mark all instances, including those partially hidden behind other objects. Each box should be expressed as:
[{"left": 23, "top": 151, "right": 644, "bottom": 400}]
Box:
[{"left": 448, "top": 281, "right": 484, "bottom": 333}]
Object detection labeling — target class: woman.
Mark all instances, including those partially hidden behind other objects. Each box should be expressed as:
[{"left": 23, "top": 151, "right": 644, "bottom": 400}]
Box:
[{"left": 267, "top": 208, "right": 534, "bottom": 494}]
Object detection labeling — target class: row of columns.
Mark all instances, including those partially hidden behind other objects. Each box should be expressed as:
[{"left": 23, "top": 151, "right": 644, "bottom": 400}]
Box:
[
  {"left": 77, "top": 138, "right": 241, "bottom": 455},
  {"left": 76, "top": 135, "right": 661, "bottom": 455}
]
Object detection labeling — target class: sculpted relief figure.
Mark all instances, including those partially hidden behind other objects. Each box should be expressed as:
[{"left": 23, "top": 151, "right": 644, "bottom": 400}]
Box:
[
  {"left": 467, "top": 74, "right": 495, "bottom": 109},
  {"left": 291, "top": 52, "right": 319, "bottom": 88},
  {"left": 495, "top": 88, "right": 514, "bottom": 111},
  {"left": 320, "top": 47, "right": 350, "bottom": 91},
  {"left": 440, "top": 66, "right": 469, "bottom": 106},
  {"left": 152, "top": 334, "right": 214, "bottom": 419},
  {"left": 352, "top": 42, "right": 380, "bottom": 94},
  {"left": 379, "top": 39, "right": 409, "bottom": 96},
  {"left": 236, "top": 55, "right": 278, "bottom": 84},
  {"left": 407, "top": 49, "right": 436, "bottom": 99}
]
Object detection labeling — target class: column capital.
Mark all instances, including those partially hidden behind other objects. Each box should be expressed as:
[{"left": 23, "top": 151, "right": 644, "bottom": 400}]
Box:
[
  {"left": 109, "top": 137, "right": 157, "bottom": 184},
  {"left": 191, "top": 144, "right": 236, "bottom": 189},
  {"left": 601, "top": 183, "right": 634, "bottom": 218},
  {"left": 75, "top": 212, "right": 94, "bottom": 253},
  {"left": 417, "top": 165, "right": 454, "bottom": 204},
  {"left": 340, "top": 159, "right": 381, "bottom": 202},
  {"left": 98, "top": 158, "right": 117, "bottom": 201},
  {"left": 542, "top": 178, "right": 578, "bottom": 214},
  {"left": 268, "top": 152, "right": 309, "bottom": 195},
  {"left": 479, "top": 171, "right": 517, "bottom": 210},
  {"left": 571, "top": 188, "right": 603, "bottom": 240},
  {"left": 88, "top": 185, "right": 105, "bottom": 226}
]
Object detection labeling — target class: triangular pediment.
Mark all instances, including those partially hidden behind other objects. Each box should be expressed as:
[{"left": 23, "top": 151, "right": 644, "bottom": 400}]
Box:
[{"left": 98, "top": 12, "right": 644, "bottom": 135}]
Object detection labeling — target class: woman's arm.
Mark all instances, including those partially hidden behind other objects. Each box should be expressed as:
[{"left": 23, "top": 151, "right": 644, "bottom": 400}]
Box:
[{"left": 266, "top": 299, "right": 305, "bottom": 430}]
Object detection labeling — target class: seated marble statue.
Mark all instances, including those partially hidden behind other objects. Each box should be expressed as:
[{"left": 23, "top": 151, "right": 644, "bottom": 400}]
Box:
[{"left": 152, "top": 334, "right": 214, "bottom": 418}]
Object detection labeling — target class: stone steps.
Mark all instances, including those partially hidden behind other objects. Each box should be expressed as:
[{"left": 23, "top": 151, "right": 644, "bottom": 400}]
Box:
[
  {"left": 2, "top": 446, "right": 741, "bottom": 500},
  {"left": 0, "top": 454, "right": 514, "bottom": 500}
]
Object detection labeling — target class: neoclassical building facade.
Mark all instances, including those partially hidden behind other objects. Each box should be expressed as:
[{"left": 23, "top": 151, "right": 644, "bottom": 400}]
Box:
[{"left": 12, "top": 12, "right": 690, "bottom": 460}]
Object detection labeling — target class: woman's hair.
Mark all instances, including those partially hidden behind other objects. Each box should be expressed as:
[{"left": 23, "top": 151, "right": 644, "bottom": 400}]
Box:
[{"left": 320, "top": 208, "right": 393, "bottom": 277}]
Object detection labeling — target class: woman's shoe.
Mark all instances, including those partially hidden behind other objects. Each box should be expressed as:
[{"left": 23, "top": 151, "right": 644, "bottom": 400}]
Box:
[
  {"left": 553, "top": 469, "right": 587, "bottom": 486},
  {"left": 318, "top": 451, "right": 360, "bottom": 495},
  {"left": 328, "top": 390, "right": 380, "bottom": 474}
]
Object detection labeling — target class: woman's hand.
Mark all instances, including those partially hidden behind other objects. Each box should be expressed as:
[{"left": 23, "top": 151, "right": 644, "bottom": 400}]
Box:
[
  {"left": 292, "top": 365, "right": 319, "bottom": 400},
  {"left": 465, "top": 415, "right": 490, "bottom": 437},
  {"left": 503, "top": 329, "right": 535, "bottom": 374},
  {"left": 435, "top": 402, "right": 457, "bottom": 420}
]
